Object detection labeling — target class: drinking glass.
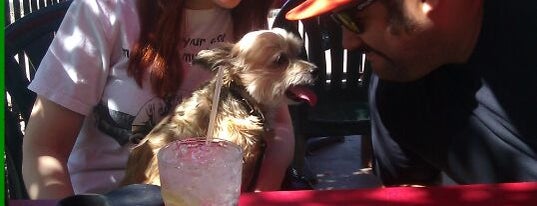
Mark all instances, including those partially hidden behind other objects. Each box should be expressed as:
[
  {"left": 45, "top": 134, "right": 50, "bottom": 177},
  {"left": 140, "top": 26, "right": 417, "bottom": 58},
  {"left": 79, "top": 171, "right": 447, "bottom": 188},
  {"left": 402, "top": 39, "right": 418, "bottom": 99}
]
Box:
[{"left": 157, "top": 138, "right": 243, "bottom": 206}]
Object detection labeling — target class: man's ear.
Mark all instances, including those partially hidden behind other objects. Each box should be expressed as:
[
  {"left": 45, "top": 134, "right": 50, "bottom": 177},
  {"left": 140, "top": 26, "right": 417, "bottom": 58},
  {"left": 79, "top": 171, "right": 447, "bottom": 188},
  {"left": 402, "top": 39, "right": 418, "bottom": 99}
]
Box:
[{"left": 192, "top": 43, "right": 234, "bottom": 71}]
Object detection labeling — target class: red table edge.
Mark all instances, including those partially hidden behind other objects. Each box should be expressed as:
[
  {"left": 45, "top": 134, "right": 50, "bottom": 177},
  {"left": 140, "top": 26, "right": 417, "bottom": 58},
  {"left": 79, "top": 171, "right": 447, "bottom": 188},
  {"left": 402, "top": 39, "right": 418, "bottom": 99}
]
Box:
[{"left": 9, "top": 181, "right": 537, "bottom": 206}]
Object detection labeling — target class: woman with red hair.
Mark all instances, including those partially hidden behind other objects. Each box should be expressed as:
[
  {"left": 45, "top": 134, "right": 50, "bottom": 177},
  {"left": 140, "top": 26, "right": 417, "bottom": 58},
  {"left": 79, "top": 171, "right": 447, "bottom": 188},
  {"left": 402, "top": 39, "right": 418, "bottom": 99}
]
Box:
[{"left": 22, "top": 0, "right": 294, "bottom": 199}]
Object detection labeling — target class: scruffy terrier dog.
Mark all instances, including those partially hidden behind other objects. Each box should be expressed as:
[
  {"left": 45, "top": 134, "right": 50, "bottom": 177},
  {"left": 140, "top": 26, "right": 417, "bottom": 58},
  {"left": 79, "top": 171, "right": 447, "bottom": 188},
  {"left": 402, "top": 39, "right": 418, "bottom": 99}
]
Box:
[{"left": 121, "top": 28, "right": 317, "bottom": 191}]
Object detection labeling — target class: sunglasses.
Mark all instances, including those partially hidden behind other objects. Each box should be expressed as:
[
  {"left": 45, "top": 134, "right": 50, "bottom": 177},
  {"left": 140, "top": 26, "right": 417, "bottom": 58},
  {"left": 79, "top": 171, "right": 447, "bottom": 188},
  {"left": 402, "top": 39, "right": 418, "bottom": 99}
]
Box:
[{"left": 330, "top": 0, "right": 377, "bottom": 34}]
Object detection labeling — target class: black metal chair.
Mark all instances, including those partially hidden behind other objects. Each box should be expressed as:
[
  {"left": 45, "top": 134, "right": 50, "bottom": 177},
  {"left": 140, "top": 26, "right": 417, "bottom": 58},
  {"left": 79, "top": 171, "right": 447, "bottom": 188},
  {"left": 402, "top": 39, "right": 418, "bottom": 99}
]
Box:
[
  {"left": 4, "top": 0, "right": 72, "bottom": 199},
  {"left": 273, "top": 0, "right": 373, "bottom": 187}
]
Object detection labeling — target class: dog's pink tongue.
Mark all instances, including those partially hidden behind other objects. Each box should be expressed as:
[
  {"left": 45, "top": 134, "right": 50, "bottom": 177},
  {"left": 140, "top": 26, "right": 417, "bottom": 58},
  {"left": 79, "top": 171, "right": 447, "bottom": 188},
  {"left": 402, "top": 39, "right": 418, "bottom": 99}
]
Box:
[{"left": 288, "top": 86, "right": 317, "bottom": 106}]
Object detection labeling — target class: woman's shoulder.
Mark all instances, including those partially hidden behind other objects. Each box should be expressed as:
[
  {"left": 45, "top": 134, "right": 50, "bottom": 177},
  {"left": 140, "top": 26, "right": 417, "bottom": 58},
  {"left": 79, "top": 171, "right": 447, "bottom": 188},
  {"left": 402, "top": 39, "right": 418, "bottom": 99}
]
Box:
[
  {"left": 68, "top": 0, "right": 139, "bottom": 33},
  {"left": 71, "top": 0, "right": 137, "bottom": 17}
]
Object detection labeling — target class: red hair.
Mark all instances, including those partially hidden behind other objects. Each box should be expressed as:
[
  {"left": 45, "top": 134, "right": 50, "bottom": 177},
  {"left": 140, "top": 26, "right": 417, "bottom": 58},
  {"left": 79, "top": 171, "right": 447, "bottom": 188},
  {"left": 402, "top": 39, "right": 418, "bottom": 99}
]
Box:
[{"left": 128, "top": 0, "right": 274, "bottom": 98}]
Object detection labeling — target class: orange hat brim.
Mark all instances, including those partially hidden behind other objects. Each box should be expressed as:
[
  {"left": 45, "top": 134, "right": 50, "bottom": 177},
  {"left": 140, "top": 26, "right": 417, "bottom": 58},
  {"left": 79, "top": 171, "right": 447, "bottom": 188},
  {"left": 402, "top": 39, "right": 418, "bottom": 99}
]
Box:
[{"left": 285, "top": 0, "right": 355, "bottom": 20}]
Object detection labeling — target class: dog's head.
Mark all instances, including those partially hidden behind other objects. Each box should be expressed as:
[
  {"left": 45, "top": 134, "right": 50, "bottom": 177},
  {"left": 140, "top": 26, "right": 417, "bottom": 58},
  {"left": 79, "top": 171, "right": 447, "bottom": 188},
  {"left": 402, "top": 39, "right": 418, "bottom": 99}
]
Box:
[{"left": 193, "top": 28, "right": 317, "bottom": 108}]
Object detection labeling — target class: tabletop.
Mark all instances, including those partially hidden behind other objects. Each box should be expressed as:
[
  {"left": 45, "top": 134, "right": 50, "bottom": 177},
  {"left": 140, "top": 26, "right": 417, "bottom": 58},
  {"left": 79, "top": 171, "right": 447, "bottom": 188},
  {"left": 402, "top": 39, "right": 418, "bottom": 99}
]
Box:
[{"left": 9, "top": 181, "right": 537, "bottom": 206}]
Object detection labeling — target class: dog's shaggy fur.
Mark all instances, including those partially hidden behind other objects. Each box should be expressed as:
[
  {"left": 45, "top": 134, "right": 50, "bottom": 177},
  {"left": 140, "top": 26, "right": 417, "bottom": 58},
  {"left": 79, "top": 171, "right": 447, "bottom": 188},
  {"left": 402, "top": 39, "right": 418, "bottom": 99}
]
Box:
[{"left": 121, "top": 28, "right": 316, "bottom": 191}]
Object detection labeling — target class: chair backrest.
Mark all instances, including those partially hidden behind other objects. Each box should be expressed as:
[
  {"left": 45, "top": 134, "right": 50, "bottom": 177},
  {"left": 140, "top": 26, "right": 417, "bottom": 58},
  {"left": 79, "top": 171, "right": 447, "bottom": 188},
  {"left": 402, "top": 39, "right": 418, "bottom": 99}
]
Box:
[
  {"left": 272, "top": 0, "right": 370, "bottom": 101},
  {"left": 273, "top": 0, "right": 372, "bottom": 139},
  {"left": 5, "top": 0, "right": 67, "bottom": 25},
  {"left": 4, "top": 0, "right": 72, "bottom": 199}
]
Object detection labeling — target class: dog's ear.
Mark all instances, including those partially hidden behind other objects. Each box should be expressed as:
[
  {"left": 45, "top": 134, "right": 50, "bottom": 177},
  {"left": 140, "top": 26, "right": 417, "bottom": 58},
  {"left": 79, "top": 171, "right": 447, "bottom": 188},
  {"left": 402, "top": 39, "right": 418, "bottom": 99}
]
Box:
[{"left": 192, "top": 43, "right": 234, "bottom": 71}]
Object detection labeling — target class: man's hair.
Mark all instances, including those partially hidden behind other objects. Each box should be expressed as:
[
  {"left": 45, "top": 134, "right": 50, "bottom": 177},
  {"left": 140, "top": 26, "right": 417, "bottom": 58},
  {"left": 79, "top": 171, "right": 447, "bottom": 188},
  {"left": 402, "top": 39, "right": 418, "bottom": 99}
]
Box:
[{"left": 127, "top": 0, "right": 273, "bottom": 98}]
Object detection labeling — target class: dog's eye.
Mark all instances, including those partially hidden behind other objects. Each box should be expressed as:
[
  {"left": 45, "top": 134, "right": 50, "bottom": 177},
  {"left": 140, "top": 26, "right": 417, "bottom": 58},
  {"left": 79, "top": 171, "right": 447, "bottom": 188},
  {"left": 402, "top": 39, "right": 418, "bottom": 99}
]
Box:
[{"left": 274, "top": 54, "right": 289, "bottom": 66}]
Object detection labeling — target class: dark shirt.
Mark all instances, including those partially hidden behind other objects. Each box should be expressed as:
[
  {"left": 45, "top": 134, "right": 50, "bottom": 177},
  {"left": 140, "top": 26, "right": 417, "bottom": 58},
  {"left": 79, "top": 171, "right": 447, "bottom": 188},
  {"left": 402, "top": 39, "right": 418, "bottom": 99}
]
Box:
[{"left": 371, "top": 0, "right": 537, "bottom": 184}]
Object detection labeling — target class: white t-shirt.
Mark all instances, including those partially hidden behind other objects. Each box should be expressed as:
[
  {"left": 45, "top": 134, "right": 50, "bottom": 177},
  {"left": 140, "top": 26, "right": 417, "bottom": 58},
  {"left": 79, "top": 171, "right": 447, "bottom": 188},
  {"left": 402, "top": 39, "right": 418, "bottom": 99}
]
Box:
[{"left": 28, "top": 0, "right": 234, "bottom": 194}]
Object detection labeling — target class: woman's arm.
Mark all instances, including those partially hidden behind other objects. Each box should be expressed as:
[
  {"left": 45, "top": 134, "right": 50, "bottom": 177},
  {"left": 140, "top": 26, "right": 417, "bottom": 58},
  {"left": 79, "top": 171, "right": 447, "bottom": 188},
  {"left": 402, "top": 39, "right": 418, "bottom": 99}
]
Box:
[
  {"left": 253, "top": 104, "right": 295, "bottom": 191},
  {"left": 22, "top": 96, "right": 85, "bottom": 199}
]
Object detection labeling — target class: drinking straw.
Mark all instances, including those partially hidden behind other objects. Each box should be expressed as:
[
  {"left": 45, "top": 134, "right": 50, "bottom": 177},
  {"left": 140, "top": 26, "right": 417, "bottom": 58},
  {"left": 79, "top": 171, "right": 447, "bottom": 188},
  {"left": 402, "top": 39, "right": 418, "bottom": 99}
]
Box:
[{"left": 206, "top": 66, "right": 224, "bottom": 142}]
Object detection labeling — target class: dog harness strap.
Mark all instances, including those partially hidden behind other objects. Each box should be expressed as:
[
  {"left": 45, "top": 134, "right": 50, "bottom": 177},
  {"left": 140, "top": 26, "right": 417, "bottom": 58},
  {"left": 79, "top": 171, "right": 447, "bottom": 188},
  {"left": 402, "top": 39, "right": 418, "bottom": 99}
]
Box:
[{"left": 228, "top": 83, "right": 268, "bottom": 130}]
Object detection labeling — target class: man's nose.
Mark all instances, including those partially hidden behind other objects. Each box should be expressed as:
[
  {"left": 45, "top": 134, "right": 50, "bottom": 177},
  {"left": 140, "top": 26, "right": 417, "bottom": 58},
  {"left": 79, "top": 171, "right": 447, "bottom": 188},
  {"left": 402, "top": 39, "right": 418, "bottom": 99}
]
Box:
[{"left": 341, "top": 28, "right": 364, "bottom": 50}]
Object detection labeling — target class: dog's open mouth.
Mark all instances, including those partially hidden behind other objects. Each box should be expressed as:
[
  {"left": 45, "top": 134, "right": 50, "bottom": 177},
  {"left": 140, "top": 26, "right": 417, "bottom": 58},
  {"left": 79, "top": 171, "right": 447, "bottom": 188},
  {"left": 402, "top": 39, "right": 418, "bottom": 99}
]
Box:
[{"left": 286, "top": 86, "right": 317, "bottom": 106}]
